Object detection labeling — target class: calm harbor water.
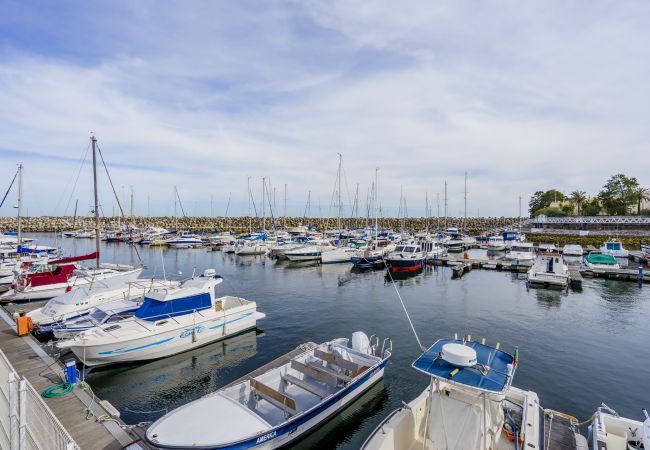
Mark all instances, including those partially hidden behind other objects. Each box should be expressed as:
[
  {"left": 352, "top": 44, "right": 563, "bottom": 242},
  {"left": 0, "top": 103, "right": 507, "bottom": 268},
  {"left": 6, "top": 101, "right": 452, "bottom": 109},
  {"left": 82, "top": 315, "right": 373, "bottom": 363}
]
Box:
[{"left": 10, "top": 234, "right": 650, "bottom": 448}]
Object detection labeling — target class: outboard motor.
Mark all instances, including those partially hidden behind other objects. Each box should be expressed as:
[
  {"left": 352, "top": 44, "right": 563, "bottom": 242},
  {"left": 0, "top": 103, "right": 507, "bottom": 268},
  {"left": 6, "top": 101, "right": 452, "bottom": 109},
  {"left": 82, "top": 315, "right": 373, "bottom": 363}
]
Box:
[{"left": 351, "top": 331, "right": 371, "bottom": 355}]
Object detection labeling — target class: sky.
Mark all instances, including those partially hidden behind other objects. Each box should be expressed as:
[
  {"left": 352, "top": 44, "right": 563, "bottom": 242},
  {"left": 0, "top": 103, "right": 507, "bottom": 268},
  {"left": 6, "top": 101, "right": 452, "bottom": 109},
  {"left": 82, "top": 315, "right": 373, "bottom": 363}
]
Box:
[{"left": 1, "top": 0, "right": 649, "bottom": 218}]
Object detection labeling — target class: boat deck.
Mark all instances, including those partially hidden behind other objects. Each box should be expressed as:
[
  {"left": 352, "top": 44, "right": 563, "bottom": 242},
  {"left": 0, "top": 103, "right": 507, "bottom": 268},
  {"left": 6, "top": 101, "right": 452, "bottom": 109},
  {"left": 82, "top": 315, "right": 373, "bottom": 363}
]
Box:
[
  {"left": 223, "top": 342, "right": 319, "bottom": 389},
  {"left": 544, "top": 410, "right": 581, "bottom": 450},
  {"left": 0, "top": 308, "right": 151, "bottom": 449}
]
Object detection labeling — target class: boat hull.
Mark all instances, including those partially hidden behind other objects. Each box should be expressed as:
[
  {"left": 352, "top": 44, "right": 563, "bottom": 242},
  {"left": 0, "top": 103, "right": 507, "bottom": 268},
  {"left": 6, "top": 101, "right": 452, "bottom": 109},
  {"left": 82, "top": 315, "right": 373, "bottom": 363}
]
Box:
[
  {"left": 385, "top": 258, "right": 426, "bottom": 273},
  {"left": 351, "top": 256, "right": 383, "bottom": 269},
  {"left": 148, "top": 356, "right": 389, "bottom": 449},
  {"left": 62, "top": 309, "right": 263, "bottom": 366}
]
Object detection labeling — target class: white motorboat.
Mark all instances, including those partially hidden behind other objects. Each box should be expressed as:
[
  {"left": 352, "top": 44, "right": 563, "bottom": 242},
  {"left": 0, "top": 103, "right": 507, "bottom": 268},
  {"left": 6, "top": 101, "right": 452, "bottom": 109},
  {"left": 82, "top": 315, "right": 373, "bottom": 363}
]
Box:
[
  {"left": 0, "top": 255, "right": 141, "bottom": 302},
  {"left": 562, "top": 244, "right": 584, "bottom": 256},
  {"left": 57, "top": 270, "right": 265, "bottom": 366},
  {"left": 600, "top": 239, "right": 629, "bottom": 258},
  {"left": 486, "top": 236, "right": 506, "bottom": 252},
  {"left": 52, "top": 298, "right": 141, "bottom": 340},
  {"left": 321, "top": 246, "right": 356, "bottom": 264},
  {"left": 236, "top": 240, "right": 269, "bottom": 256},
  {"left": 73, "top": 229, "right": 95, "bottom": 238},
  {"left": 27, "top": 275, "right": 178, "bottom": 329},
  {"left": 526, "top": 253, "right": 570, "bottom": 288},
  {"left": 590, "top": 405, "right": 649, "bottom": 450},
  {"left": 167, "top": 232, "right": 203, "bottom": 248},
  {"left": 504, "top": 242, "right": 536, "bottom": 264},
  {"left": 146, "top": 331, "right": 391, "bottom": 449},
  {"left": 285, "top": 242, "right": 335, "bottom": 262},
  {"left": 362, "top": 337, "right": 541, "bottom": 450}
]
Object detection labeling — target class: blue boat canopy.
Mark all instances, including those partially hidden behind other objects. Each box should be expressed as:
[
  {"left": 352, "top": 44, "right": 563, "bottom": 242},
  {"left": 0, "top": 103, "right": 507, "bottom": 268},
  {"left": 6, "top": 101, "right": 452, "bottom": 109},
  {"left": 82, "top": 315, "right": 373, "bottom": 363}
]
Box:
[
  {"left": 135, "top": 293, "right": 212, "bottom": 321},
  {"left": 412, "top": 339, "right": 515, "bottom": 393}
]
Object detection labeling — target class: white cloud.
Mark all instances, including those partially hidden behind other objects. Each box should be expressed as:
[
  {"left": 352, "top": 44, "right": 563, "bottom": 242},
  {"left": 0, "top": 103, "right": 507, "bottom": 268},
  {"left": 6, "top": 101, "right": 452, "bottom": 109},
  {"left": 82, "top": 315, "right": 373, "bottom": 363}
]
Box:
[{"left": 0, "top": 0, "right": 649, "bottom": 217}]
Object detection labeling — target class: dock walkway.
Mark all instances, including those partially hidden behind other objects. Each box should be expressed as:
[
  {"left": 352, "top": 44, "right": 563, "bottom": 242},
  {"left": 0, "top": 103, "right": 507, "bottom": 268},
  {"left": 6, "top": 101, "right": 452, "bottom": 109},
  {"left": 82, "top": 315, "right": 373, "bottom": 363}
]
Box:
[{"left": 0, "top": 308, "right": 148, "bottom": 450}]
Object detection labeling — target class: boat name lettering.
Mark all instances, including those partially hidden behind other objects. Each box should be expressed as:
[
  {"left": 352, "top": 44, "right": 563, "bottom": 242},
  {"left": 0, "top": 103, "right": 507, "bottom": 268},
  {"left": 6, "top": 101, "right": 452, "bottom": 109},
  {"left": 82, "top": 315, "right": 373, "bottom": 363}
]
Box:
[
  {"left": 180, "top": 325, "right": 204, "bottom": 338},
  {"left": 256, "top": 431, "right": 276, "bottom": 444}
]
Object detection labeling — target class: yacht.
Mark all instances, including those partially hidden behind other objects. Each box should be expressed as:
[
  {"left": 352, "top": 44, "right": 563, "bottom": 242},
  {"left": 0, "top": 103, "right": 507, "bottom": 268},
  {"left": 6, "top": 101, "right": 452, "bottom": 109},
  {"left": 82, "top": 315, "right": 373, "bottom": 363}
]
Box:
[
  {"left": 285, "top": 241, "right": 335, "bottom": 262},
  {"left": 52, "top": 298, "right": 140, "bottom": 340},
  {"left": 57, "top": 270, "right": 265, "bottom": 366},
  {"left": 444, "top": 228, "right": 465, "bottom": 253},
  {"left": 526, "top": 253, "right": 570, "bottom": 288},
  {"left": 642, "top": 242, "right": 650, "bottom": 257},
  {"left": 504, "top": 242, "right": 536, "bottom": 264},
  {"left": 146, "top": 331, "right": 391, "bottom": 449},
  {"left": 166, "top": 232, "right": 203, "bottom": 248},
  {"left": 600, "top": 239, "right": 629, "bottom": 258},
  {"left": 320, "top": 245, "right": 356, "bottom": 264},
  {"left": 362, "top": 337, "right": 541, "bottom": 450}
]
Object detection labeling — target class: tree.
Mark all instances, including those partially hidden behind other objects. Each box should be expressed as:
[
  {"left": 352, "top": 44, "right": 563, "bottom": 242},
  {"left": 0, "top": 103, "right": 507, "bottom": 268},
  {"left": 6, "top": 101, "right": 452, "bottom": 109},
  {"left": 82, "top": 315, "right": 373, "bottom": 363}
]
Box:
[
  {"left": 598, "top": 174, "right": 639, "bottom": 215},
  {"left": 569, "top": 190, "right": 587, "bottom": 215},
  {"left": 528, "top": 189, "right": 566, "bottom": 216},
  {"left": 583, "top": 198, "right": 602, "bottom": 216},
  {"left": 631, "top": 187, "right": 650, "bottom": 214}
]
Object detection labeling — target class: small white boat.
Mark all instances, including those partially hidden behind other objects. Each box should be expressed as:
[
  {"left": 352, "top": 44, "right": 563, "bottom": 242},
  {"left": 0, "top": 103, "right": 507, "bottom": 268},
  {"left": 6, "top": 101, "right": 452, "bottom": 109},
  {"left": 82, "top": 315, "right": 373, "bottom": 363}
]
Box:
[
  {"left": 362, "top": 337, "right": 541, "bottom": 450},
  {"left": 285, "top": 241, "right": 335, "bottom": 262},
  {"left": 562, "top": 244, "right": 584, "bottom": 256},
  {"left": 73, "top": 229, "right": 95, "bottom": 238},
  {"left": 600, "top": 239, "right": 629, "bottom": 258},
  {"left": 590, "top": 405, "right": 649, "bottom": 450},
  {"left": 641, "top": 243, "right": 650, "bottom": 257},
  {"left": 486, "top": 236, "right": 506, "bottom": 252},
  {"left": 57, "top": 270, "right": 265, "bottom": 366},
  {"left": 504, "top": 242, "right": 536, "bottom": 264},
  {"left": 27, "top": 275, "right": 178, "bottom": 329},
  {"left": 320, "top": 246, "right": 356, "bottom": 264},
  {"left": 167, "top": 232, "right": 203, "bottom": 248},
  {"left": 235, "top": 241, "right": 268, "bottom": 256},
  {"left": 527, "top": 253, "right": 570, "bottom": 288},
  {"left": 146, "top": 331, "right": 391, "bottom": 449}
]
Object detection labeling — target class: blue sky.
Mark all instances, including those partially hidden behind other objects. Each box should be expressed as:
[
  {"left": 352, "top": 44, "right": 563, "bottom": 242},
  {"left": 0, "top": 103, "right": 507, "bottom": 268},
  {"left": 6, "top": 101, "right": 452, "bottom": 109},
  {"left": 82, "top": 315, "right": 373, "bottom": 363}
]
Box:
[{"left": 1, "top": 0, "right": 649, "bottom": 217}]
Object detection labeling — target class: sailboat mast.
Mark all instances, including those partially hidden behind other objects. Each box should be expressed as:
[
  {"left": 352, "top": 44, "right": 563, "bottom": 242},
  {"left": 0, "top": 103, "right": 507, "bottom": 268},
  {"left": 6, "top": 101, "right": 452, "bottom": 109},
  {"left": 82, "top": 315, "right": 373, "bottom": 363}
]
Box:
[
  {"left": 261, "top": 177, "right": 266, "bottom": 231},
  {"left": 247, "top": 177, "right": 252, "bottom": 234},
  {"left": 72, "top": 199, "right": 78, "bottom": 229},
  {"left": 464, "top": 171, "right": 467, "bottom": 228},
  {"left": 337, "top": 153, "right": 342, "bottom": 232},
  {"left": 444, "top": 180, "right": 448, "bottom": 230},
  {"left": 283, "top": 184, "right": 287, "bottom": 229},
  {"left": 173, "top": 186, "right": 178, "bottom": 230},
  {"left": 374, "top": 168, "right": 378, "bottom": 244},
  {"left": 16, "top": 164, "right": 23, "bottom": 250},
  {"left": 91, "top": 135, "right": 100, "bottom": 269},
  {"left": 425, "top": 192, "right": 429, "bottom": 232}
]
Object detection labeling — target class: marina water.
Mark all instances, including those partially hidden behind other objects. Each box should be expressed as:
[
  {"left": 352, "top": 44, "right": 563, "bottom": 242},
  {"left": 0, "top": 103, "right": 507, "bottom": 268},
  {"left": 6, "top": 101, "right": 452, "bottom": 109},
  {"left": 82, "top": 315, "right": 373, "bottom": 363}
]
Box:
[{"left": 10, "top": 234, "right": 650, "bottom": 449}]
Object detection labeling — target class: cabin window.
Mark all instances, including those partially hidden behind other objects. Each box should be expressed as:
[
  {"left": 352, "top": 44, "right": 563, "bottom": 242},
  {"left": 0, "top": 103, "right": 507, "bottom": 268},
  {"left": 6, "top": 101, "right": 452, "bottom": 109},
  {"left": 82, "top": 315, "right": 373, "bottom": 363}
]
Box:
[
  {"left": 156, "top": 320, "right": 168, "bottom": 326},
  {"left": 104, "top": 325, "right": 121, "bottom": 332}
]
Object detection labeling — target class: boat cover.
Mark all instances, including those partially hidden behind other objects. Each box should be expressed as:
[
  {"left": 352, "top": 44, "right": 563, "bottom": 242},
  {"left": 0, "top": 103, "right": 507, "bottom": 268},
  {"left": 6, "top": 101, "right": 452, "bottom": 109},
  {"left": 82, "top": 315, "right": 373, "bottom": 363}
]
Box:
[
  {"left": 48, "top": 252, "right": 98, "bottom": 265},
  {"left": 412, "top": 339, "right": 514, "bottom": 393},
  {"left": 135, "top": 292, "right": 212, "bottom": 321},
  {"left": 585, "top": 253, "right": 617, "bottom": 265}
]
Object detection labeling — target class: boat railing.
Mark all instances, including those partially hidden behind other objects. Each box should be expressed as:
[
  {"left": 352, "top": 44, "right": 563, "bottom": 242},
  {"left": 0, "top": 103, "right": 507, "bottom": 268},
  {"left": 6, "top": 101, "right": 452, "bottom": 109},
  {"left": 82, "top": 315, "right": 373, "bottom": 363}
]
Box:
[{"left": 380, "top": 337, "right": 392, "bottom": 358}]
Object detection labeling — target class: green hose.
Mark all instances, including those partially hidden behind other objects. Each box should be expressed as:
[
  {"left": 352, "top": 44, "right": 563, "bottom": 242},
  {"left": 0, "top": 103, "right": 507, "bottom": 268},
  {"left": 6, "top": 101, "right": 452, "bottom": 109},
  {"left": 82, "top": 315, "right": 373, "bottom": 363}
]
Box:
[{"left": 42, "top": 383, "right": 74, "bottom": 398}]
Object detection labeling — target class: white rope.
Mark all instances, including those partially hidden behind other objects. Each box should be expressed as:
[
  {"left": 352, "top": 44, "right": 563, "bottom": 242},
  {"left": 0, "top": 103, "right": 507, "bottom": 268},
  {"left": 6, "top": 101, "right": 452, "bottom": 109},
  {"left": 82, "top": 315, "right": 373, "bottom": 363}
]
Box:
[{"left": 383, "top": 260, "right": 426, "bottom": 351}]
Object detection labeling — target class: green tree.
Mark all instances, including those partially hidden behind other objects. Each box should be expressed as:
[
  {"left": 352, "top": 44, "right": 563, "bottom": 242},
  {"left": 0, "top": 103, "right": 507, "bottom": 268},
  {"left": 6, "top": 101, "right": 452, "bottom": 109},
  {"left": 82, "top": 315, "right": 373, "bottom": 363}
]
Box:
[
  {"left": 569, "top": 190, "right": 587, "bottom": 215},
  {"left": 528, "top": 189, "right": 566, "bottom": 216},
  {"left": 599, "top": 174, "right": 639, "bottom": 215},
  {"left": 583, "top": 198, "right": 602, "bottom": 216},
  {"left": 630, "top": 187, "right": 650, "bottom": 214}
]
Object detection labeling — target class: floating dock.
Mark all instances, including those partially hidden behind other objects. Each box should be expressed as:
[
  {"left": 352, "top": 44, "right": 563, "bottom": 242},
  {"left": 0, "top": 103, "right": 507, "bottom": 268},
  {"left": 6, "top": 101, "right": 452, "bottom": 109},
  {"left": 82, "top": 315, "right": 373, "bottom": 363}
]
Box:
[{"left": 0, "top": 308, "right": 149, "bottom": 450}]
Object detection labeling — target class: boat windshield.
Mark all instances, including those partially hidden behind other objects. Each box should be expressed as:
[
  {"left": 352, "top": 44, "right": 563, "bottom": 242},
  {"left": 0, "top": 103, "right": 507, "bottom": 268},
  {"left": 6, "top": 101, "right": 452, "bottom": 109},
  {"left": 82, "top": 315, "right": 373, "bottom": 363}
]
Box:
[
  {"left": 89, "top": 309, "right": 109, "bottom": 322},
  {"left": 511, "top": 246, "right": 532, "bottom": 252},
  {"left": 606, "top": 242, "right": 621, "bottom": 250},
  {"left": 395, "top": 246, "right": 405, "bottom": 252}
]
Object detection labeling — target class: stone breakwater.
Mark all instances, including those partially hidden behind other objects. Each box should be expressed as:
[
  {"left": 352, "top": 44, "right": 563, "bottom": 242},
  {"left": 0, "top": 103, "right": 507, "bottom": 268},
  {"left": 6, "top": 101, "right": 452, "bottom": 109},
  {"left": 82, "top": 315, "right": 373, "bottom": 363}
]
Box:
[{"left": 0, "top": 216, "right": 521, "bottom": 234}]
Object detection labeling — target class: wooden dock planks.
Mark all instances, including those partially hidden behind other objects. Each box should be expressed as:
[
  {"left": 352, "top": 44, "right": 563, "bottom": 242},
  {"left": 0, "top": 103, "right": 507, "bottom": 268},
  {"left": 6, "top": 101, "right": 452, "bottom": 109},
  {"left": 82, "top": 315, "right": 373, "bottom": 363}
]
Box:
[{"left": 0, "top": 311, "right": 148, "bottom": 450}]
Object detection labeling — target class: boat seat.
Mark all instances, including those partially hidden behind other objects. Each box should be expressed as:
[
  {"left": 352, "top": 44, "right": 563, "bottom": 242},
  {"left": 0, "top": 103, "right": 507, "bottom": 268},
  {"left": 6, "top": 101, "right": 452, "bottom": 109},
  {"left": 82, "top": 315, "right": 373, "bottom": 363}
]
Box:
[
  {"left": 313, "top": 348, "right": 364, "bottom": 374},
  {"left": 250, "top": 378, "right": 297, "bottom": 416},
  {"left": 290, "top": 360, "right": 349, "bottom": 387},
  {"left": 282, "top": 373, "right": 329, "bottom": 398}
]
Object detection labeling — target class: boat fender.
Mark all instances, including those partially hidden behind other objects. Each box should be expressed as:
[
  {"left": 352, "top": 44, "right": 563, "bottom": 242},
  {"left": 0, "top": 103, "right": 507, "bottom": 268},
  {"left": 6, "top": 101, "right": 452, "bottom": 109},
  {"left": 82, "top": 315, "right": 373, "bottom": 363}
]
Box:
[{"left": 351, "top": 331, "right": 371, "bottom": 355}]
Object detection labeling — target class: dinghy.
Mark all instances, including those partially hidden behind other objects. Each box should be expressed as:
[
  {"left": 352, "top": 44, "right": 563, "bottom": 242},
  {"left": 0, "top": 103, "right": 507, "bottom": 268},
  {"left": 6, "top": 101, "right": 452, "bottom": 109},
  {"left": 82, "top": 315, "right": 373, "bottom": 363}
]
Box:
[
  {"left": 57, "top": 269, "right": 265, "bottom": 366},
  {"left": 146, "top": 331, "right": 392, "bottom": 449}
]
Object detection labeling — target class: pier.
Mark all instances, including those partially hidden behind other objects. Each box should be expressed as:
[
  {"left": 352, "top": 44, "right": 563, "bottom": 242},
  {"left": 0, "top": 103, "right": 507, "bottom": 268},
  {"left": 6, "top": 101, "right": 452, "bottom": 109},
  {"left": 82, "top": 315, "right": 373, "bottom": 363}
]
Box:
[{"left": 0, "top": 309, "right": 148, "bottom": 450}]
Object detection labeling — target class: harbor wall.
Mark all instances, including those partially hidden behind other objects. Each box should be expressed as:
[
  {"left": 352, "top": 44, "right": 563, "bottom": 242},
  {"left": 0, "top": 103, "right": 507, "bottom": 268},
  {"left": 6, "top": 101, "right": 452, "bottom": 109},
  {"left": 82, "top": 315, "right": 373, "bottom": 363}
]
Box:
[{"left": 0, "top": 216, "right": 520, "bottom": 234}]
